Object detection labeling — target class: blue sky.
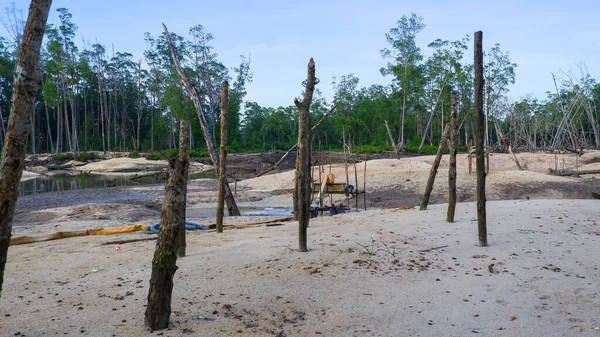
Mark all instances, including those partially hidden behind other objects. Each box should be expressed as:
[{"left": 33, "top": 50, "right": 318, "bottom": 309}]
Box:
[{"left": 5, "top": 0, "right": 600, "bottom": 107}]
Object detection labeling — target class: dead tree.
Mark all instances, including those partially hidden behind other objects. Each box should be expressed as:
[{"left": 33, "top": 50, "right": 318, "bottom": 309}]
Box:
[
  {"left": 420, "top": 124, "right": 450, "bottom": 210},
  {"left": 176, "top": 118, "right": 190, "bottom": 258},
  {"left": 474, "top": 31, "right": 487, "bottom": 247},
  {"left": 256, "top": 99, "right": 341, "bottom": 178},
  {"left": 0, "top": 0, "right": 52, "bottom": 297},
  {"left": 447, "top": 92, "right": 458, "bottom": 222},
  {"left": 295, "top": 58, "right": 316, "bottom": 252},
  {"left": 216, "top": 81, "right": 229, "bottom": 233},
  {"left": 162, "top": 23, "right": 240, "bottom": 216},
  {"left": 384, "top": 120, "right": 399, "bottom": 158},
  {"left": 145, "top": 118, "right": 190, "bottom": 330},
  {"left": 498, "top": 129, "right": 523, "bottom": 171}
]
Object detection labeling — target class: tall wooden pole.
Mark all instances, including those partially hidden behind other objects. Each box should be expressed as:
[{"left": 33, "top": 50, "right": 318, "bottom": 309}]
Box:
[
  {"left": 294, "top": 58, "right": 315, "bottom": 252},
  {"left": 474, "top": 31, "right": 487, "bottom": 247},
  {"left": 0, "top": 0, "right": 52, "bottom": 297},
  {"left": 175, "top": 118, "right": 190, "bottom": 258},
  {"left": 447, "top": 92, "right": 458, "bottom": 222},
  {"left": 216, "top": 81, "right": 229, "bottom": 233}
]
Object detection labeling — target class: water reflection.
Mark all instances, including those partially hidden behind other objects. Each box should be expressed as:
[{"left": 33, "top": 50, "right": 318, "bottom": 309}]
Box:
[
  {"left": 19, "top": 171, "right": 218, "bottom": 197},
  {"left": 18, "top": 174, "right": 161, "bottom": 197}
]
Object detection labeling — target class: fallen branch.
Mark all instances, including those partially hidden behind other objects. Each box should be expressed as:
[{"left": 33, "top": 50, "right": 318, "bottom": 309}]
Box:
[
  {"left": 418, "top": 245, "right": 449, "bottom": 253},
  {"left": 256, "top": 100, "right": 342, "bottom": 177}
]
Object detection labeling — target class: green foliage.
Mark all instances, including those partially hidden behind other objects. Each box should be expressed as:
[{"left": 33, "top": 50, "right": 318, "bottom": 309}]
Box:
[
  {"left": 74, "top": 152, "right": 97, "bottom": 161},
  {"left": 188, "top": 149, "right": 208, "bottom": 158},
  {"left": 404, "top": 144, "right": 439, "bottom": 155},
  {"left": 53, "top": 153, "right": 74, "bottom": 161},
  {"left": 129, "top": 151, "right": 140, "bottom": 158},
  {"left": 162, "top": 149, "right": 179, "bottom": 158},
  {"left": 352, "top": 144, "right": 393, "bottom": 154},
  {"left": 145, "top": 152, "right": 162, "bottom": 160}
]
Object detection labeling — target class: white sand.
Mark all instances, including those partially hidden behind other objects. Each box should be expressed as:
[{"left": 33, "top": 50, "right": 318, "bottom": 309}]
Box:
[{"left": 3, "top": 152, "right": 600, "bottom": 336}]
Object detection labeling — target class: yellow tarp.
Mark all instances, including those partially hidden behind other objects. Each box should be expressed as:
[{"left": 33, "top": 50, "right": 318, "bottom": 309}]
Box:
[{"left": 10, "top": 224, "right": 150, "bottom": 246}]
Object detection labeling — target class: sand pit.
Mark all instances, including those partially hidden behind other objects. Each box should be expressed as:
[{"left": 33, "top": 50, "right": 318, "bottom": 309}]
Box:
[{"left": 2, "top": 152, "right": 600, "bottom": 336}]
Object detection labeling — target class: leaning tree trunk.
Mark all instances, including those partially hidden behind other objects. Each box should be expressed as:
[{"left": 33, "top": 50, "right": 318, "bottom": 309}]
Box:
[
  {"left": 294, "top": 58, "right": 316, "bottom": 253},
  {"left": 162, "top": 23, "right": 240, "bottom": 216},
  {"left": 0, "top": 0, "right": 52, "bottom": 298},
  {"left": 216, "top": 81, "right": 229, "bottom": 233},
  {"left": 145, "top": 123, "right": 190, "bottom": 330},
  {"left": 447, "top": 92, "right": 458, "bottom": 222},
  {"left": 420, "top": 124, "right": 450, "bottom": 210},
  {"left": 474, "top": 31, "right": 487, "bottom": 247}
]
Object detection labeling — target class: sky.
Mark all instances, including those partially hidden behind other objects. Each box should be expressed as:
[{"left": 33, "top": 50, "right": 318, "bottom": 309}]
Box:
[{"left": 4, "top": 0, "right": 600, "bottom": 108}]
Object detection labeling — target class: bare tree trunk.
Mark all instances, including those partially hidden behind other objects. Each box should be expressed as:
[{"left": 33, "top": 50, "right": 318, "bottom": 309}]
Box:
[
  {"left": 175, "top": 119, "right": 189, "bottom": 258},
  {"left": 31, "top": 104, "right": 36, "bottom": 158},
  {"left": 216, "top": 81, "right": 229, "bottom": 233},
  {"left": 62, "top": 91, "right": 72, "bottom": 153},
  {"left": 255, "top": 100, "right": 341, "bottom": 178},
  {"left": 419, "top": 68, "right": 452, "bottom": 151},
  {"left": 474, "top": 31, "right": 487, "bottom": 247},
  {"left": 69, "top": 96, "right": 78, "bottom": 153},
  {"left": 83, "top": 89, "right": 87, "bottom": 151},
  {"left": 145, "top": 118, "right": 190, "bottom": 329},
  {"left": 0, "top": 0, "right": 51, "bottom": 297},
  {"left": 113, "top": 90, "right": 117, "bottom": 151},
  {"left": 105, "top": 86, "right": 111, "bottom": 152},
  {"left": 163, "top": 23, "right": 240, "bottom": 216},
  {"left": 136, "top": 60, "right": 142, "bottom": 151},
  {"left": 294, "top": 58, "right": 315, "bottom": 253},
  {"left": 420, "top": 124, "right": 450, "bottom": 210},
  {"left": 43, "top": 100, "right": 54, "bottom": 153},
  {"left": 56, "top": 103, "right": 61, "bottom": 153},
  {"left": 398, "top": 59, "right": 408, "bottom": 149},
  {"left": 151, "top": 94, "right": 155, "bottom": 152},
  {"left": 385, "top": 120, "right": 399, "bottom": 158},
  {"left": 98, "top": 78, "right": 106, "bottom": 153},
  {"left": 120, "top": 89, "right": 127, "bottom": 151},
  {"left": 447, "top": 92, "right": 458, "bottom": 222}
]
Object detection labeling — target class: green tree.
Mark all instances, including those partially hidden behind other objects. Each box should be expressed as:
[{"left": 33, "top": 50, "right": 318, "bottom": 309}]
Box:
[
  {"left": 484, "top": 43, "right": 516, "bottom": 145},
  {"left": 380, "top": 13, "right": 426, "bottom": 149}
]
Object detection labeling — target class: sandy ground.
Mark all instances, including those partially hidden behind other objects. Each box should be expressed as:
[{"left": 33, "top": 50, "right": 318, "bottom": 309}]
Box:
[{"left": 3, "top": 152, "right": 600, "bottom": 336}]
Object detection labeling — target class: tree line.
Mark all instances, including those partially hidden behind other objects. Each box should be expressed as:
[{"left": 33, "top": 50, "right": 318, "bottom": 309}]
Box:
[{"left": 0, "top": 9, "right": 599, "bottom": 157}]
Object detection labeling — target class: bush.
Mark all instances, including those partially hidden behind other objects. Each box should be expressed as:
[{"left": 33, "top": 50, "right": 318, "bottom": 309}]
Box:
[
  {"left": 352, "top": 144, "right": 392, "bottom": 154},
  {"left": 189, "top": 148, "right": 209, "bottom": 157},
  {"left": 53, "top": 153, "right": 74, "bottom": 161},
  {"left": 162, "top": 149, "right": 179, "bottom": 158},
  {"left": 188, "top": 149, "right": 198, "bottom": 158},
  {"left": 404, "top": 144, "right": 443, "bottom": 155},
  {"left": 145, "top": 152, "right": 162, "bottom": 160},
  {"left": 74, "top": 152, "right": 97, "bottom": 162},
  {"left": 128, "top": 151, "right": 140, "bottom": 158}
]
